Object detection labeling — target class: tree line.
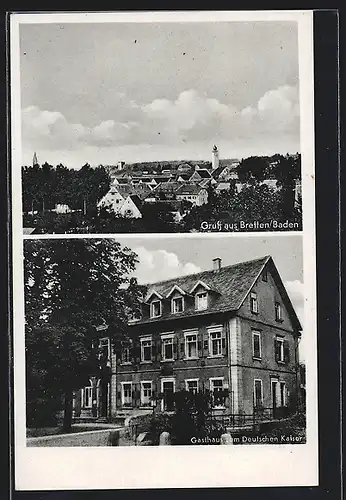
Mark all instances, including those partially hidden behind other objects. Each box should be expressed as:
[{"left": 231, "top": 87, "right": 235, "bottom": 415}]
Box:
[
  {"left": 22, "top": 162, "right": 110, "bottom": 215},
  {"left": 22, "top": 154, "right": 301, "bottom": 233}
]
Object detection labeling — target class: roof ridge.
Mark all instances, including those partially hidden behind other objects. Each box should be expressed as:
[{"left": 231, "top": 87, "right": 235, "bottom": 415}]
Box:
[{"left": 144, "top": 255, "right": 271, "bottom": 288}]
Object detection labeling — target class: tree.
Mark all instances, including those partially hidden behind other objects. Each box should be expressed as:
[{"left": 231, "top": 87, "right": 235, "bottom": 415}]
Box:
[
  {"left": 24, "top": 239, "right": 145, "bottom": 431},
  {"left": 236, "top": 156, "right": 269, "bottom": 183},
  {"left": 274, "top": 154, "right": 301, "bottom": 219}
]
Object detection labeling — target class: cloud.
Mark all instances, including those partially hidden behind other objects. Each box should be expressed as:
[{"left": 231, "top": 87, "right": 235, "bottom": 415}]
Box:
[
  {"left": 21, "top": 84, "right": 300, "bottom": 153},
  {"left": 131, "top": 247, "right": 201, "bottom": 285}
]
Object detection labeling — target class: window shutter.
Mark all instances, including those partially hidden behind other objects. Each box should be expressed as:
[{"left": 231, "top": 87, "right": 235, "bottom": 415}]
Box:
[
  {"left": 117, "top": 389, "right": 122, "bottom": 407},
  {"left": 151, "top": 338, "right": 157, "bottom": 361},
  {"left": 198, "top": 334, "right": 203, "bottom": 358},
  {"left": 180, "top": 340, "right": 185, "bottom": 358},
  {"left": 133, "top": 384, "right": 140, "bottom": 408},
  {"left": 173, "top": 335, "right": 178, "bottom": 360},
  {"left": 222, "top": 329, "right": 227, "bottom": 356},
  {"left": 132, "top": 342, "right": 141, "bottom": 364},
  {"left": 156, "top": 338, "right": 161, "bottom": 362},
  {"left": 283, "top": 340, "right": 290, "bottom": 363},
  {"left": 203, "top": 331, "right": 209, "bottom": 357},
  {"left": 274, "top": 338, "right": 279, "bottom": 362}
]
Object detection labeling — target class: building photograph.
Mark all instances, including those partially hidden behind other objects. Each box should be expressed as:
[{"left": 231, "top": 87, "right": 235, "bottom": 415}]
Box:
[{"left": 24, "top": 234, "right": 306, "bottom": 447}]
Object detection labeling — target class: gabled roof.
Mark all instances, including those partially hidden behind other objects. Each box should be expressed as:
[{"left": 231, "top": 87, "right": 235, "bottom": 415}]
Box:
[
  {"left": 194, "top": 169, "right": 212, "bottom": 179},
  {"left": 128, "top": 195, "right": 142, "bottom": 211},
  {"left": 166, "top": 284, "right": 188, "bottom": 298},
  {"left": 134, "top": 255, "right": 302, "bottom": 331},
  {"left": 176, "top": 184, "right": 206, "bottom": 195},
  {"left": 23, "top": 227, "right": 36, "bottom": 235}
]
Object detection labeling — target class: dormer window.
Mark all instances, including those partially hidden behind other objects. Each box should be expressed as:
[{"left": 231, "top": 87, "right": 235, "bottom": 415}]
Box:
[
  {"left": 172, "top": 296, "right": 184, "bottom": 313},
  {"left": 196, "top": 291, "right": 208, "bottom": 311},
  {"left": 151, "top": 300, "right": 162, "bottom": 318}
]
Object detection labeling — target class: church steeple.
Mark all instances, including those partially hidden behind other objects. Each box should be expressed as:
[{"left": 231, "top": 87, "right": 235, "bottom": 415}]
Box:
[{"left": 33, "top": 152, "right": 39, "bottom": 167}]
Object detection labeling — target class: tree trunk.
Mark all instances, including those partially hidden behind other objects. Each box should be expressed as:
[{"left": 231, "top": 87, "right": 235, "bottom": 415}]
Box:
[
  {"left": 62, "top": 390, "right": 73, "bottom": 433},
  {"left": 42, "top": 198, "right": 45, "bottom": 215},
  {"left": 83, "top": 198, "right": 87, "bottom": 216},
  {"left": 31, "top": 200, "right": 34, "bottom": 215}
]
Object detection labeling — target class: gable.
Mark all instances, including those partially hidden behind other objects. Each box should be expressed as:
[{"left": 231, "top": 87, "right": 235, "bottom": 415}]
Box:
[{"left": 238, "top": 258, "right": 302, "bottom": 332}]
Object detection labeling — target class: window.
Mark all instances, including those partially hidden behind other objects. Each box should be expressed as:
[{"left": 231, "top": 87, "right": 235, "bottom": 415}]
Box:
[
  {"left": 185, "top": 379, "right": 199, "bottom": 394},
  {"left": 196, "top": 292, "right": 208, "bottom": 311},
  {"left": 275, "top": 302, "right": 283, "bottom": 322},
  {"left": 172, "top": 296, "right": 184, "bottom": 314},
  {"left": 250, "top": 292, "right": 259, "bottom": 313},
  {"left": 140, "top": 338, "right": 152, "bottom": 362},
  {"left": 275, "top": 337, "right": 285, "bottom": 363},
  {"left": 151, "top": 300, "right": 162, "bottom": 318},
  {"left": 121, "top": 382, "right": 132, "bottom": 407},
  {"left": 262, "top": 269, "right": 268, "bottom": 282},
  {"left": 98, "top": 337, "right": 110, "bottom": 361},
  {"left": 140, "top": 381, "right": 152, "bottom": 407},
  {"left": 122, "top": 346, "right": 131, "bottom": 364},
  {"left": 162, "top": 336, "right": 174, "bottom": 361},
  {"left": 210, "top": 378, "right": 225, "bottom": 407},
  {"left": 209, "top": 330, "right": 222, "bottom": 357},
  {"left": 254, "top": 379, "right": 263, "bottom": 408},
  {"left": 252, "top": 331, "right": 261, "bottom": 359},
  {"left": 185, "top": 333, "right": 198, "bottom": 359},
  {"left": 83, "top": 385, "right": 93, "bottom": 408}
]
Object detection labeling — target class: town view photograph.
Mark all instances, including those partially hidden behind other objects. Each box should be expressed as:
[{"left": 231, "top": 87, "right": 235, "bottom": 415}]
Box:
[{"left": 19, "top": 20, "right": 302, "bottom": 234}]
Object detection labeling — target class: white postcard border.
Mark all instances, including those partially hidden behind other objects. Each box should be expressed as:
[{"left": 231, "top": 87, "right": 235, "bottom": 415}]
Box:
[{"left": 10, "top": 10, "right": 318, "bottom": 490}]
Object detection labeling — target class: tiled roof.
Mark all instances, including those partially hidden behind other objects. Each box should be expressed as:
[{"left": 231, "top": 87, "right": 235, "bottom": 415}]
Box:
[
  {"left": 195, "top": 169, "right": 212, "bottom": 179},
  {"left": 23, "top": 227, "right": 36, "bottom": 235},
  {"left": 128, "top": 195, "right": 142, "bottom": 211},
  {"left": 139, "top": 256, "right": 271, "bottom": 324},
  {"left": 176, "top": 184, "right": 206, "bottom": 195}
]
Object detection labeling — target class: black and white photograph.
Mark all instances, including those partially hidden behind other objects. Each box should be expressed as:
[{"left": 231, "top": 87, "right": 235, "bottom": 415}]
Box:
[
  {"left": 17, "top": 16, "right": 303, "bottom": 234},
  {"left": 24, "top": 235, "right": 306, "bottom": 448},
  {"left": 10, "top": 10, "right": 317, "bottom": 492}
]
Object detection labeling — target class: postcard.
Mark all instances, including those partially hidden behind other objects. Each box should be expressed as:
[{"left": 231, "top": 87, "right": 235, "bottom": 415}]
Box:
[{"left": 10, "top": 10, "right": 317, "bottom": 490}]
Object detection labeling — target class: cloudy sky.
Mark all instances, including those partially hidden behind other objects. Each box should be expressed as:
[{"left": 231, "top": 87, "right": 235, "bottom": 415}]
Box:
[
  {"left": 19, "top": 20, "right": 300, "bottom": 168},
  {"left": 115, "top": 234, "right": 307, "bottom": 360}
]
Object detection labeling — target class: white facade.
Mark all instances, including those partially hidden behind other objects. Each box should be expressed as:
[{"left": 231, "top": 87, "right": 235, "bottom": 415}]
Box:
[{"left": 212, "top": 145, "right": 219, "bottom": 170}]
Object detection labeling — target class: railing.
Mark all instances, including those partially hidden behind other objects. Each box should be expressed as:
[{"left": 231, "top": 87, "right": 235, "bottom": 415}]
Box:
[{"left": 205, "top": 406, "right": 291, "bottom": 430}]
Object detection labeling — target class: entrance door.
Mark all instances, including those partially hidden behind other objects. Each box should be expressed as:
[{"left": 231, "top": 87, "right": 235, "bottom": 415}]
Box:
[
  {"left": 162, "top": 380, "right": 175, "bottom": 411},
  {"left": 99, "top": 380, "right": 109, "bottom": 418},
  {"left": 271, "top": 380, "right": 278, "bottom": 419}
]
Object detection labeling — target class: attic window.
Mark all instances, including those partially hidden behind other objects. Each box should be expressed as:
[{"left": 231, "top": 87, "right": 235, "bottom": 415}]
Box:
[
  {"left": 262, "top": 269, "right": 268, "bottom": 282},
  {"left": 250, "top": 292, "right": 259, "bottom": 314},
  {"left": 151, "top": 300, "right": 162, "bottom": 318},
  {"left": 275, "top": 302, "right": 283, "bottom": 322},
  {"left": 172, "top": 296, "right": 184, "bottom": 314},
  {"left": 196, "top": 292, "right": 208, "bottom": 311}
]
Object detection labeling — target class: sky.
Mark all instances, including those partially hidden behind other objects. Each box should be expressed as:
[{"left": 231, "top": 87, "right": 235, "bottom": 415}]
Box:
[
  {"left": 113, "top": 234, "right": 307, "bottom": 360},
  {"left": 19, "top": 20, "right": 300, "bottom": 168}
]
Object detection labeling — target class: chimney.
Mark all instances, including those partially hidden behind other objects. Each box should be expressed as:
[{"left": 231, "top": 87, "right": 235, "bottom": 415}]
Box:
[{"left": 212, "top": 257, "right": 222, "bottom": 271}]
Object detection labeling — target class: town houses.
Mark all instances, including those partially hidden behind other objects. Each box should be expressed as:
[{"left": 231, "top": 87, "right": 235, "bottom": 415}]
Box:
[
  {"left": 97, "top": 146, "right": 240, "bottom": 220},
  {"left": 74, "top": 255, "right": 302, "bottom": 421}
]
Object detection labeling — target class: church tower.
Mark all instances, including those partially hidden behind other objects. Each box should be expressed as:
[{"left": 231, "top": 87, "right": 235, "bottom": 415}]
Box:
[
  {"left": 33, "top": 152, "right": 39, "bottom": 167},
  {"left": 212, "top": 144, "right": 219, "bottom": 170}
]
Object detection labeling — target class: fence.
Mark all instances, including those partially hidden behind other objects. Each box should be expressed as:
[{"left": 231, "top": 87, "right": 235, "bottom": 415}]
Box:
[{"left": 206, "top": 406, "right": 291, "bottom": 431}]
